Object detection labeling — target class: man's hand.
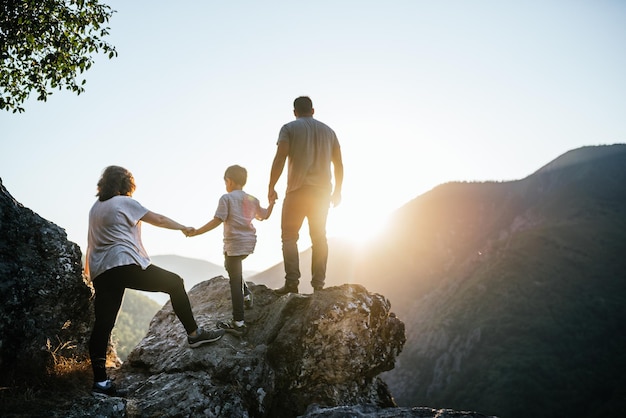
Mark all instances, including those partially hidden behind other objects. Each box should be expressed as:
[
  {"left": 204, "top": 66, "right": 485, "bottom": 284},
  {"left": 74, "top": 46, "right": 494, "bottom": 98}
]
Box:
[{"left": 268, "top": 188, "right": 278, "bottom": 204}]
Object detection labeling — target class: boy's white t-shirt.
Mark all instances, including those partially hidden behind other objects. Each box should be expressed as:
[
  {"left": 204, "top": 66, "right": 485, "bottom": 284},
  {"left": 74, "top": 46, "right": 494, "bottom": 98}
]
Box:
[
  {"left": 86, "top": 195, "right": 150, "bottom": 280},
  {"left": 214, "top": 190, "right": 269, "bottom": 257}
]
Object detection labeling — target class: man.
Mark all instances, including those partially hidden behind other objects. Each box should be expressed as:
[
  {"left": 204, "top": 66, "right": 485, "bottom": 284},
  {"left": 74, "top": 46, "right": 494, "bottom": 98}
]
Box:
[{"left": 268, "top": 96, "right": 344, "bottom": 294}]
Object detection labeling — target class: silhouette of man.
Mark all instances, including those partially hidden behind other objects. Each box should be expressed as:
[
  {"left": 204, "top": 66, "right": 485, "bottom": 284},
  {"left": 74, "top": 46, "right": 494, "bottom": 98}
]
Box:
[{"left": 268, "top": 96, "right": 344, "bottom": 294}]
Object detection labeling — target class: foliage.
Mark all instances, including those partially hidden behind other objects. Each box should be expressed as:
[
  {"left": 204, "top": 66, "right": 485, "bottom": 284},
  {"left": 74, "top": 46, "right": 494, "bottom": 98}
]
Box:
[
  {"left": 0, "top": 290, "right": 159, "bottom": 416},
  {"left": 0, "top": 0, "right": 117, "bottom": 113},
  {"left": 112, "top": 289, "right": 161, "bottom": 360},
  {"left": 0, "top": 337, "right": 92, "bottom": 416}
]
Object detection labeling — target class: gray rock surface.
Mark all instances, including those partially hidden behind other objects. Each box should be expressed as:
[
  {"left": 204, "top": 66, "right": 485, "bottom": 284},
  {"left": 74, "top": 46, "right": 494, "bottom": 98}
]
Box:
[
  {"left": 110, "top": 277, "right": 406, "bottom": 417},
  {"left": 0, "top": 178, "right": 92, "bottom": 383},
  {"left": 302, "top": 404, "right": 498, "bottom": 417}
]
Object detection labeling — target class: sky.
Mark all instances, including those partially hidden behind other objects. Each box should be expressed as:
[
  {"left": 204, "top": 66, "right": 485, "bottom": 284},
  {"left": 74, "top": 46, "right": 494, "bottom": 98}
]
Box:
[{"left": 1, "top": 1, "right": 625, "bottom": 272}]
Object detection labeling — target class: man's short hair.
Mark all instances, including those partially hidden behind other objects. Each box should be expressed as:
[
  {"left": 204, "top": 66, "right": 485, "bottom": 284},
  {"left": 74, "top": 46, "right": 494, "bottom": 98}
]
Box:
[{"left": 294, "top": 96, "right": 313, "bottom": 114}]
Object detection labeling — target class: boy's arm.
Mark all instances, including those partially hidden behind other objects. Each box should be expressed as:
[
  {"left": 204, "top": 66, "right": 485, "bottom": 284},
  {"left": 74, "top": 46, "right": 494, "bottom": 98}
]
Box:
[
  {"left": 255, "top": 200, "right": 275, "bottom": 221},
  {"left": 263, "top": 201, "right": 275, "bottom": 220},
  {"left": 188, "top": 217, "right": 223, "bottom": 236}
]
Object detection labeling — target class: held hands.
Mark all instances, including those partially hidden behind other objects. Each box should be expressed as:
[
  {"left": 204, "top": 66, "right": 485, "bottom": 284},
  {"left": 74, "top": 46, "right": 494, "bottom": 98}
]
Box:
[
  {"left": 268, "top": 188, "right": 278, "bottom": 205},
  {"left": 182, "top": 226, "right": 196, "bottom": 237}
]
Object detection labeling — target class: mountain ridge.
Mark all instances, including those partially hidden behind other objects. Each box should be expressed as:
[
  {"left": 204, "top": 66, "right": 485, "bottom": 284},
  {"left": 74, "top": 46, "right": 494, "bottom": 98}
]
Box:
[
  {"left": 141, "top": 254, "right": 239, "bottom": 304},
  {"left": 374, "top": 144, "right": 626, "bottom": 417}
]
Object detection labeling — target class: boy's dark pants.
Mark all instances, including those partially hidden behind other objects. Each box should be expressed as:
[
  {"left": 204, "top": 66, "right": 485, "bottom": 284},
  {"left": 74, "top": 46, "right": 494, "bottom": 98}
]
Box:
[{"left": 225, "top": 254, "right": 248, "bottom": 322}]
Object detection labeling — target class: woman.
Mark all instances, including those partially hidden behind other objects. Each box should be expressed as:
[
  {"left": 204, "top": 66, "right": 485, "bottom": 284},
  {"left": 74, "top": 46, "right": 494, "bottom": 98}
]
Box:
[{"left": 86, "top": 166, "right": 223, "bottom": 396}]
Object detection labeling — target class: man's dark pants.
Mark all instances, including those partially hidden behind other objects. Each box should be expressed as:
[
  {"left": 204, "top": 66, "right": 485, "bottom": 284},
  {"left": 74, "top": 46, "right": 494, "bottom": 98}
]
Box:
[{"left": 281, "top": 186, "right": 331, "bottom": 290}]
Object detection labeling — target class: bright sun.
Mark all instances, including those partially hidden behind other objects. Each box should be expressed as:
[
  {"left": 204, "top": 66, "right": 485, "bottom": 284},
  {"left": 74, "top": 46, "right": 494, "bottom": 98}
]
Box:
[{"left": 325, "top": 201, "right": 391, "bottom": 246}]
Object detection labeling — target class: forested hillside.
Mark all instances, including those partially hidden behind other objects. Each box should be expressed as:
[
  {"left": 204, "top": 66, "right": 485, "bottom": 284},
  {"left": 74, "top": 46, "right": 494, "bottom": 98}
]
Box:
[
  {"left": 114, "top": 290, "right": 161, "bottom": 360},
  {"left": 374, "top": 145, "right": 626, "bottom": 417}
]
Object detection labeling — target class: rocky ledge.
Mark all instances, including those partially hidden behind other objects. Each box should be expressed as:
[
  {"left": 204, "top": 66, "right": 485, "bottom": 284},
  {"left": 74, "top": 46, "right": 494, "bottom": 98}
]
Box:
[{"left": 107, "top": 277, "right": 404, "bottom": 417}]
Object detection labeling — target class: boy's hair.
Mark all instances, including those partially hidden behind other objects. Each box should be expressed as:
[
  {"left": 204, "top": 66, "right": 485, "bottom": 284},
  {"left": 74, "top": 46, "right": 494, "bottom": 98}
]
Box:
[
  {"left": 294, "top": 96, "right": 313, "bottom": 114},
  {"left": 97, "top": 165, "right": 136, "bottom": 201},
  {"left": 224, "top": 165, "right": 247, "bottom": 187}
]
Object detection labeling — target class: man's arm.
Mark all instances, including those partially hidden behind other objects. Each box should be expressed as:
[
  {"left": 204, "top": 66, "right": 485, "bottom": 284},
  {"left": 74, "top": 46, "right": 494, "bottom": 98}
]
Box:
[
  {"left": 268, "top": 141, "right": 289, "bottom": 203},
  {"left": 331, "top": 144, "right": 344, "bottom": 207}
]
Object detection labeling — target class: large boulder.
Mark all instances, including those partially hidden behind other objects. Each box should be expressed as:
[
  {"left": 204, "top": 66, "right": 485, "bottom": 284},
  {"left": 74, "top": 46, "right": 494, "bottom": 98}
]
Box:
[
  {"left": 113, "top": 277, "right": 406, "bottom": 417},
  {"left": 0, "top": 179, "right": 93, "bottom": 384}
]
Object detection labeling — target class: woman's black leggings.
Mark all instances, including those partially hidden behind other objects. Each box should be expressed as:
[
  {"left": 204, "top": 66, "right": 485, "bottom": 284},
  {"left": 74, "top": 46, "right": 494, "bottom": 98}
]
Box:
[{"left": 88, "top": 264, "right": 198, "bottom": 381}]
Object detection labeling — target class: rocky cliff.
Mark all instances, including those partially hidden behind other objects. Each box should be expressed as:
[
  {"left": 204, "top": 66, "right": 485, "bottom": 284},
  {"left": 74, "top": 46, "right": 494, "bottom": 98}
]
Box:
[
  {"left": 0, "top": 179, "right": 93, "bottom": 385},
  {"left": 67, "top": 278, "right": 495, "bottom": 418},
  {"left": 107, "top": 278, "right": 404, "bottom": 417}
]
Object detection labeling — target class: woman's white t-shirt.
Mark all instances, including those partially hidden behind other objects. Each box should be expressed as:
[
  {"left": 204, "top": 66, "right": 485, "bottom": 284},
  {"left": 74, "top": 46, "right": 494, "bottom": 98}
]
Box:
[{"left": 86, "top": 195, "right": 150, "bottom": 280}]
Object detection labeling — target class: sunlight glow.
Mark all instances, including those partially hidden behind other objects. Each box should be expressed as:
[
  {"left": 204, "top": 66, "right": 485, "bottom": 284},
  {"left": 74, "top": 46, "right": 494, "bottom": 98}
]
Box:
[{"left": 326, "top": 202, "right": 392, "bottom": 247}]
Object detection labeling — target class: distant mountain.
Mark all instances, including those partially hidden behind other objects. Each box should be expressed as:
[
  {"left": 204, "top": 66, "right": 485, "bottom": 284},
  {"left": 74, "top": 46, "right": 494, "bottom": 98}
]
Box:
[
  {"left": 371, "top": 144, "right": 626, "bottom": 418},
  {"left": 113, "top": 290, "right": 161, "bottom": 360},
  {"left": 140, "top": 255, "right": 230, "bottom": 305},
  {"left": 248, "top": 237, "right": 361, "bottom": 294}
]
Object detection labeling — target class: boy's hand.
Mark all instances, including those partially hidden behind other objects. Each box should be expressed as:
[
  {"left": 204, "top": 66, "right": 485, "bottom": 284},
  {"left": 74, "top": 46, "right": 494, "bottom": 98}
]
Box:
[{"left": 182, "top": 227, "right": 196, "bottom": 237}]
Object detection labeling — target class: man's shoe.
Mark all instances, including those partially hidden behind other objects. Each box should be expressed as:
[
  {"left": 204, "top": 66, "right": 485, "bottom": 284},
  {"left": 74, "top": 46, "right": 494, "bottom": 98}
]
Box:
[
  {"left": 274, "top": 285, "right": 298, "bottom": 295},
  {"left": 313, "top": 286, "right": 324, "bottom": 293},
  {"left": 217, "top": 319, "right": 248, "bottom": 336},
  {"left": 244, "top": 291, "right": 254, "bottom": 309},
  {"left": 91, "top": 379, "right": 121, "bottom": 396},
  {"left": 188, "top": 327, "right": 225, "bottom": 348}
]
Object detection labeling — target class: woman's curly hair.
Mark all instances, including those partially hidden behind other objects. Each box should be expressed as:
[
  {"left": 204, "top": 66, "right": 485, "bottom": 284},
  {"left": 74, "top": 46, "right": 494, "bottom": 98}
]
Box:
[{"left": 96, "top": 166, "right": 136, "bottom": 201}]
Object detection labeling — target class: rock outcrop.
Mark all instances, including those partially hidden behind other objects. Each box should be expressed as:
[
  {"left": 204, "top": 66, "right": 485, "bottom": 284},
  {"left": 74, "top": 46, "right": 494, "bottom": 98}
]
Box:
[
  {"left": 111, "top": 277, "right": 406, "bottom": 417},
  {"left": 0, "top": 179, "right": 92, "bottom": 384},
  {"left": 303, "top": 405, "right": 497, "bottom": 417}
]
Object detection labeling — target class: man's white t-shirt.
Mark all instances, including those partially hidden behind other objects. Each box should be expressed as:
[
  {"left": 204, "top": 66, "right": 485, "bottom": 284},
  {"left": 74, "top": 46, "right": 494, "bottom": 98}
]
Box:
[{"left": 86, "top": 195, "right": 150, "bottom": 280}]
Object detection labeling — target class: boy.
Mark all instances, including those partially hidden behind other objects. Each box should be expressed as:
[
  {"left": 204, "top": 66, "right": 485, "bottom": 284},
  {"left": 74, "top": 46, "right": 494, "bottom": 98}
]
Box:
[{"left": 188, "top": 165, "right": 274, "bottom": 335}]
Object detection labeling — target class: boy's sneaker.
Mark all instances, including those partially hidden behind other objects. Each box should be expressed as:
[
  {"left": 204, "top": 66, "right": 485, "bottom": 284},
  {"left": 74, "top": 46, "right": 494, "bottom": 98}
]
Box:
[
  {"left": 244, "top": 292, "right": 254, "bottom": 309},
  {"left": 92, "top": 379, "right": 125, "bottom": 397},
  {"left": 188, "top": 327, "right": 225, "bottom": 348},
  {"left": 217, "top": 319, "right": 248, "bottom": 336}
]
